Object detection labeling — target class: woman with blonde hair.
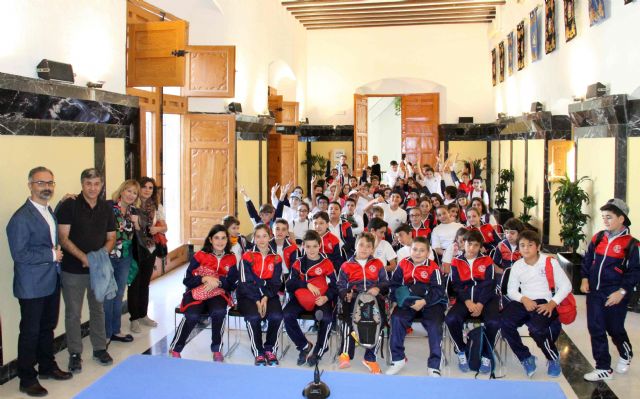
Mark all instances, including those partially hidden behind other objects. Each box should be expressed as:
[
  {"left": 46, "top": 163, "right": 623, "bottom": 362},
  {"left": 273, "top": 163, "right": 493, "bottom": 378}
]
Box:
[{"left": 104, "top": 179, "right": 141, "bottom": 344}]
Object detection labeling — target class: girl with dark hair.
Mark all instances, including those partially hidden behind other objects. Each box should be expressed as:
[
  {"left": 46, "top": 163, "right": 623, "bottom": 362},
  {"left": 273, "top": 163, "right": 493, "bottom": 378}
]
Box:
[
  {"left": 465, "top": 207, "right": 500, "bottom": 253},
  {"left": 169, "top": 224, "right": 237, "bottom": 361},
  {"left": 470, "top": 197, "right": 498, "bottom": 226},
  {"left": 129, "top": 177, "right": 168, "bottom": 333}
]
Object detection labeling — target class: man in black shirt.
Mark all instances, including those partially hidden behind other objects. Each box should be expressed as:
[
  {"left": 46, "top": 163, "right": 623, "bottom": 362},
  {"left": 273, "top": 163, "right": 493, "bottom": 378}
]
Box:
[
  {"left": 371, "top": 155, "right": 382, "bottom": 180},
  {"left": 57, "top": 168, "right": 116, "bottom": 373}
]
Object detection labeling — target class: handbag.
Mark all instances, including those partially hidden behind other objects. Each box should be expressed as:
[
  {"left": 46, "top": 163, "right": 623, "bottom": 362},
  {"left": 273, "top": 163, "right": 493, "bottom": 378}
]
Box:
[
  {"left": 544, "top": 257, "right": 577, "bottom": 324},
  {"left": 152, "top": 221, "right": 168, "bottom": 258},
  {"left": 190, "top": 266, "right": 233, "bottom": 305}
]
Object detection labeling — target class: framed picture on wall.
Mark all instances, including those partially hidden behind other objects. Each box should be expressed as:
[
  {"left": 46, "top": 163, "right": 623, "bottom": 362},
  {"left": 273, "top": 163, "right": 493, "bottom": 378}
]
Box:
[
  {"left": 517, "top": 21, "right": 525, "bottom": 71},
  {"left": 564, "top": 0, "right": 577, "bottom": 42},
  {"left": 498, "top": 42, "right": 505, "bottom": 82},
  {"left": 530, "top": 7, "right": 541, "bottom": 62},
  {"left": 507, "top": 31, "right": 515, "bottom": 75},
  {"left": 492, "top": 48, "right": 497, "bottom": 86},
  {"left": 589, "top": 0, "right": 606, "bottom": 26},
  {"left": 545, "top": 0, "right": 557, "bottom": 54}
]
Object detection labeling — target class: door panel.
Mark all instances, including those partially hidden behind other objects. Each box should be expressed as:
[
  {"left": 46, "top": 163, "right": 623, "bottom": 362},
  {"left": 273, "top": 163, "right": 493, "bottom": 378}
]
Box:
[
  {"left": 182, "top": 114, "right": 235, "bottom": 245},
  {"left": 126, "top": 20, "right": 187, "bottom": 87},
  {"left": 269, "top": 95, "right": 284, "bottom": 123},
  {"left": 268, "top": 133, "right": 298, "bottom": 190},
  {"left": 354, "top": 94, "right": 368, "bottom": 173},
  {"left": 401, "top": 94, "right": 439, "bottom": 167},
  {"left": 182, "top": 45, "right": 236, "bottom": 98},
  {"left": 281, "top": 101, "right": 299, "bottom": 126}
]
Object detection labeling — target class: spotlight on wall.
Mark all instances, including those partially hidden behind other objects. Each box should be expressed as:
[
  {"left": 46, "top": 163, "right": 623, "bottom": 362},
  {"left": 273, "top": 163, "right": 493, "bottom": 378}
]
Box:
[
  {"left": 86, "top": 81, "right": 105, "bottom": 89},
  {"left": 530, "top": 102, "right": 544, "bottom": 112},
  {"left": 36, "top": 59, "right": 74, "bottom": 83},
  {"left": 458, "top": 117, "right": 474, "bottom": 123},
  {"left": 226, "top": 102, "right": 243, "bottom": 114},
  {"left": 586, "top": 82, "right": 607, "bottom": 99}
]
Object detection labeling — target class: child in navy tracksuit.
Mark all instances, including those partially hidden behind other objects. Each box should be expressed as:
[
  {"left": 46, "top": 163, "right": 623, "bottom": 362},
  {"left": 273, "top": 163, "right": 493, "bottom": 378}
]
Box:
[
  {"left": 465, "top": 207, "right": 500, "bottom": 253},
  {"left": 492, "top": 218, "right": 525, "bottom": 307},
  {"left": 169, "top": 225, "right": 237, "bottom": 361},
  {"left": 283, "top": 230, "right": 338, "bottom": 367},
  {"left": 445, "top": 229, "right": 499, "bottom": 374},
  {"left": 337, "top": 232, "right": 388, "bottom": 374},
  {"left": 387, "top": 237, "right": 446, "bottom": 377},
  {"left": 311, "top": 211, "right": 345, "bottom": 271},
  {"left": 237, "top": 224, "right": 283, "bottom": 366},
  {"left": 501, "top": 230, "right": 571, "bottom": 378},
  {"left": 582, "top": 199, "right": 640, "bottom": 381}
]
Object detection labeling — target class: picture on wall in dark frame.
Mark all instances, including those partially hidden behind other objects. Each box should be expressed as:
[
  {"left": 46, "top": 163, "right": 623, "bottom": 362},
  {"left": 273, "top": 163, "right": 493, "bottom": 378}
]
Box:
[
  {"left": 564, "top": 0, "right": 577, "bottom": 42},
  {"left": 545, "top": 0, "right": 557, "bottom": 54},
  {"left": 589, "top": 0, "right": 606, "bottom": 25},
  {"left": 498, "top": 41, "right": 505, "bottom": 82},
  {"left": 507, "top": 31, "right": 515, "bottom": 75},
  {"left": 530, "top": 6, "right": 541, "bottom": 62},
  {"left": 492, "top": 48, "right": 497, "bottom": 86},
  {"left": 517, "top": 21, "right": 525, "bottom": 71}
]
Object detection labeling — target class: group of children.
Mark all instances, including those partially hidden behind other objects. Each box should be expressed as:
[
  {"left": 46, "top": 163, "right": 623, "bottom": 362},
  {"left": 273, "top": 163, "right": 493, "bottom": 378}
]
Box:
[{"left": 168, "top": 155, "right": 639, "bottom": 383}]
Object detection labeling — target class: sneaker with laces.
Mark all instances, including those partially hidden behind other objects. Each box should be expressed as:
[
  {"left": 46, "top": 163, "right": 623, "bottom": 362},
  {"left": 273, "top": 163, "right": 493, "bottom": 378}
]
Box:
[
  {"left": 297, "top": 342, "right": 313, "bottom": 366},
  {"left": 457, "top": 352, "right": 470, "bottom": 373},
  {"left": 254, "top": 355, "right": 267, "bottom": 366},
  {"left": 68, "top": 353, "right": 82, "bottom": 374},
  {"left": 338, "top": 353, "right": 351, "bottom": 369},
  {"left": 93, "top": 350, "right": 113, "bottom": 366},
  {"left": 428, "top": 368, "right": 441, "bottom": 378},
  {"left": 169, "top": 350, "right": 181, "bottom": 358},
  {"left": 583, "top": 368, "right": 613, "bottom": 381},
  {"left": 547, "top": 359, "right": 561, "bottom": 377},
  {"left": 615, "top": 357, "right": 631, "bottom": 374},
  {"left": 213, "top": 352, "right": 224, "bottom": 362},
  {"left": 140, "top": 316, "right": 158, "bottom": 327},
  {"left": 385, "top": 359, "right": 406, "bottom": 375},
  {"left": 479, "top": 357, "right": 492, "bottom": 374},
  {"left": 265, "top": 351, "right": 279, "bottom": 366},
  {"left": 362, "top": 360, "right": 381, "bottom": 374},
  {"left": 521, "top": 356, "right": 537, "bottom": 378}
]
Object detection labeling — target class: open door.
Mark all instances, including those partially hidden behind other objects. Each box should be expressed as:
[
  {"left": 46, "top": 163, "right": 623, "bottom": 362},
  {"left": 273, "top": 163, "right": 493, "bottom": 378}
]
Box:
[
  {"left": 401, "top": 94, "right": 439, "bottom": 167},
  {"left": 354, "top": 94, "right": 368, "bottom": 173},
  {"left": 182, "top": 45, "right": 236, "bottom": 98},
  {"left": 268, "top": 132, "right": 299, "bottom": 191},
  {"left": 182, "top": 114, "right": 236, "bottom": 245},
  {"left": 268, "top": 95, "right": 284, "bottom": 123},
  {"left": 126, "top": 20, "right": 188, "bottom": 87}
]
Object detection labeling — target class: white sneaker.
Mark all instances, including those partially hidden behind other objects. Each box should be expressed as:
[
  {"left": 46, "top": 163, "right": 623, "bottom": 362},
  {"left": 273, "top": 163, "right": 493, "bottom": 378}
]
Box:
[
  {"left": 140, "top": 316, "right": 158, "bottom": 327},
  {"left": 615, "top": 357, "right": 631, "bottom": 374},
  {"left": 428, "top": 368, "right": 441, "bottom": 378},
  {"left": 130, "top": 320, "right": 141, "bottom": 333},
  {"left": 583, "top": 369, "right": 613, "bottom": 381},
  {"left": 385, "top": 359, "right": 406, "bottom": 375}
]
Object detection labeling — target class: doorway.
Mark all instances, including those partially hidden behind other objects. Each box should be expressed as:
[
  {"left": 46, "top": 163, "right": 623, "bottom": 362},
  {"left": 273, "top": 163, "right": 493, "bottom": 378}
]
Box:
[{"left": 367, "top": 97, "right": 402, "bottom": 172}]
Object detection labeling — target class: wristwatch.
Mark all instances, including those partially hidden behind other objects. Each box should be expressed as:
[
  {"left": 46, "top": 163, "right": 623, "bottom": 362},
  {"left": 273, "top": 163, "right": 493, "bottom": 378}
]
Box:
[{"left": 619, "top": 288, "right": 627, "bottom": 296}]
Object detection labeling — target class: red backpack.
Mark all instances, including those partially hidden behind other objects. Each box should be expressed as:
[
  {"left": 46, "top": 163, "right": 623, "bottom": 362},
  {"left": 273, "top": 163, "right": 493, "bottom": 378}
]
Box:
[{"left": 544, "top": 257, "right": 577, "bottom": 324}]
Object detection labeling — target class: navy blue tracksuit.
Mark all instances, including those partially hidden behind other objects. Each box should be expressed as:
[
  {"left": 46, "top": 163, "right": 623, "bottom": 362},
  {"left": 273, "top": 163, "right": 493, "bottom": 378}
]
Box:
[
  {"left": 389, "top": 258, "right": 446, "bottom": 369},
  {"left": 582, "top": 229, "right": 640, "bottom": 370}
]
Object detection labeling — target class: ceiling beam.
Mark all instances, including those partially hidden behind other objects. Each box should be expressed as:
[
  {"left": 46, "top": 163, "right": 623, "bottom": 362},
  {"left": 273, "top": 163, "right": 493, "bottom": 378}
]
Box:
[
  {"left": 306, "top": 19, "right": 492, "bottom": 29},
  {"left": 291, "top": 3, "right": 503, "bottom": 15},
  {"left": 286, "top": 0, "right": 505, "bottom": 11},
  {"left": 297, "top": 9, "right": 495, "bottom": 22},
  {"left": 282, "top": 0, "right": 367, "bottom": 4},
  {"left": 302, "top": 14, "right": 494, "bottom": 26}
]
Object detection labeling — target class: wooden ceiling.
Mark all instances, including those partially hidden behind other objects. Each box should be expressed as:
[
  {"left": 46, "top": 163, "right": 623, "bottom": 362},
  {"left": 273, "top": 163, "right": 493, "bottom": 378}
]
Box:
[{"left": 281, "top": 0, "right": 503, "bottom": 29}]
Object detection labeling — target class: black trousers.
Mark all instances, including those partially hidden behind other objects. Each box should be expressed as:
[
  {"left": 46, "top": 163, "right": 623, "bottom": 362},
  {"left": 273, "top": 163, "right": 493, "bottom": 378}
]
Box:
[
  {"left": 18, "top": 288, "right": 61, "bottom": 386},
  {"left": 238, "top": 296, "right": 283, "bottom": 356},
  {"left": 128, "top": 249, "right": 155, "bottom": 320},
  {"left": 170, "top": 296, "right": 229, "bottom": 353}
]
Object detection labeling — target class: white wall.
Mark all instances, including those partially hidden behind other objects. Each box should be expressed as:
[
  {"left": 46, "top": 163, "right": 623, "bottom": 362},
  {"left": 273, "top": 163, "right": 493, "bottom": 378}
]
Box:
[
  {"left": 0, "top": 0, "right": 126, "bottom": 93},
  {"left": 491, "top": 0, "right": 640, "bottom": 116},
  {"left": 151, "top": 0, "right": 307, "bottom": 116},
  {"left": 305, "top": 23, "right": 494, "bottom": 125},
  {"left": 367, "top": 97, "right": 402, "bottom": 168}
]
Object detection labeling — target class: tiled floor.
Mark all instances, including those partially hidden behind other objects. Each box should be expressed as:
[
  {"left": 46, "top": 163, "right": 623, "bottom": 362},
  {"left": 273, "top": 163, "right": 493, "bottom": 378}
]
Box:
[{"left": 1, "top": 264, "right": 638, "bottom": 399}]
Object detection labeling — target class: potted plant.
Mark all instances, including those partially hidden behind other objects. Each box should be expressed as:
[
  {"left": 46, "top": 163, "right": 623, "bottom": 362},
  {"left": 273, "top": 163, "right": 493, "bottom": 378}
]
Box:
[
  {"left": 492, "top": 168, "right": 515, "bottom": 225},
  {"left": 553, "top": 175, "right": 591, "bottom": 294},
  {"left": 301, "top": 154, "right": 329, "bottom": 177},
  {"left": 519, "top": 195, "right": 539, "bottom": 232}
]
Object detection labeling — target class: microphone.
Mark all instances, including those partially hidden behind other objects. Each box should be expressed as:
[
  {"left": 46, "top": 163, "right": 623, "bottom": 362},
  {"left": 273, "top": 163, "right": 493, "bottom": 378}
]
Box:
[{"left": 303, "top": 310, "right": 331, "bottom": 398}]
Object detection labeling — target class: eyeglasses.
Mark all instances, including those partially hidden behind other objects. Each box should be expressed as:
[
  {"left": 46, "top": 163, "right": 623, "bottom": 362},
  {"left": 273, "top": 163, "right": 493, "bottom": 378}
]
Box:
[{"left": 32, "top": 181, "right": 56, "bottom": 187}]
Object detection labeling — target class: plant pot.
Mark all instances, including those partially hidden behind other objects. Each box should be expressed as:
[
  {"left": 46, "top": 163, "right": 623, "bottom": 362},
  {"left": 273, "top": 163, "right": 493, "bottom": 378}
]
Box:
[
  {"left": 557, "top": 252, "right": 584, "bottom": 295},
  {"left": 492, "top": 208, "right": 514, "bottom": 226}
]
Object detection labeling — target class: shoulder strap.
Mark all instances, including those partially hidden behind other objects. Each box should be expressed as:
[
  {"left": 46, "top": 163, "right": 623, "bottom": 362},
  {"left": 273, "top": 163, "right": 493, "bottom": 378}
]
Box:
[
  {"left": 544, "top": 257, "right": 555, "bottom": 292},
  {"left": 593, "top": 231, "right": 606, "bottom": 250},
  {"left": 622, "top": 237, "right": 639, "bottom": 270}
]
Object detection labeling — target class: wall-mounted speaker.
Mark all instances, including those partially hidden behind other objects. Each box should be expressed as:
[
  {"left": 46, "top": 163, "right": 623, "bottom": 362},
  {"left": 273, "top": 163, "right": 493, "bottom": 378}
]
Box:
[{"left": 36, "top": 59, "right": 74, "bottom": 83}]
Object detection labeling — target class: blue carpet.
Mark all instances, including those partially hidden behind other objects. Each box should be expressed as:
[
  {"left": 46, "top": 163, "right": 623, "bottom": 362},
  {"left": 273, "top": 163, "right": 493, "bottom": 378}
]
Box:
[{"left": 74, "top": 355, "right": 567, "bottom": 399}]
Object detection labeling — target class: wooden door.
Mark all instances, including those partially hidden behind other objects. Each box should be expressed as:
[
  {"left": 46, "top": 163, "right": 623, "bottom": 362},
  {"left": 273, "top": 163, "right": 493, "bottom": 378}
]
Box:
[
  {"left": 269, "top": 95, "right": 284, "bottom": 123},
  {"left": 182, "top": 46, "right": 236, "bottom": 98},
  {"left": 281, "top": 101, "right": 299, "bottom": 125},
  {"left": 268, "top": 133, "right": 298, "bottom": 190},
  {"left": 182, "top": 114, "right": 236, "bottom": 245},
  {"left": 126, "top": 20, "right": 188, "bottom": 87},
  {"left": 401, "top": 94, "right": 439, "bottom": 167},
  {"left": 354, "top": 94, "right": 368, "bottom": 173}
]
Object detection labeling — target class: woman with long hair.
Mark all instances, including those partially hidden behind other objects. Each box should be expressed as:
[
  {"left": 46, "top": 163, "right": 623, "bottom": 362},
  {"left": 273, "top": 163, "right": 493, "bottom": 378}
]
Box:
[{"left": 128, "top": 177, "right": 167, "bottom": 333}]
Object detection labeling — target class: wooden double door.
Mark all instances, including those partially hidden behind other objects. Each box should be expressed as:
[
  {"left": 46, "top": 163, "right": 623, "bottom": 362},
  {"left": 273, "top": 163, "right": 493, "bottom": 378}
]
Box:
[{"left": 354, "top": 93, "right": 440, "bottom": 173}]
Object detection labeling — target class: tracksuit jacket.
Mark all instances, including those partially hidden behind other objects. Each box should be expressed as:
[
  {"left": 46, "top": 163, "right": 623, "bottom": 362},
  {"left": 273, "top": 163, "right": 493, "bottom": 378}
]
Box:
[
  {"left": 390, "top": 257, "right": 446, "bottom": 308},
  {"left": 238, "top": 246, "right": 282, "bottom": 301}
]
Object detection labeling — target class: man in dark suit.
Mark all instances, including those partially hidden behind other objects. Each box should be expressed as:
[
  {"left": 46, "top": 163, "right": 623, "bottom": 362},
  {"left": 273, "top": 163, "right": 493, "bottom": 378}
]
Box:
[
  {"left": 7, "top": 166, "right": 72, "bottom": 397},
  {"left": 371, "top": 155, "right": 382, "bottom": 180}
]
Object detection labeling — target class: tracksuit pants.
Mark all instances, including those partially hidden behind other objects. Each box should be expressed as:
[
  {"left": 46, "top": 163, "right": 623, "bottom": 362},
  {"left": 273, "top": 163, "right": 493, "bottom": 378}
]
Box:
[
  {"left": 170, "top": 296, "right": 228, "bottom": 353},
  {"left": 340, "top": 295, "right": 386, "bottom": 362},
  {"left": 283, "top": 297, "right": 334, "bottom": 358},
  {"left": 500, "top": 299, "right": 561, "bottom": 362},
  {"left": 238, "top": 296, "right": 283, "bottom": 356},
  {"left": 587, "top": 289, "right": 633, "bottom": 370},
  {"left": 390, "top": 304, "right": 445, "bottom": 369},
  {"left": 445, "top": 297, "right": 500, "bottom": 355}
]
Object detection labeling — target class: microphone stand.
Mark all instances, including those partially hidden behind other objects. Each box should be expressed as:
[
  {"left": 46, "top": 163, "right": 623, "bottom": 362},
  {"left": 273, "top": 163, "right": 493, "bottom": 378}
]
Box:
[{"left": 302, "top": 310, "right": 331, "bottom": 398}]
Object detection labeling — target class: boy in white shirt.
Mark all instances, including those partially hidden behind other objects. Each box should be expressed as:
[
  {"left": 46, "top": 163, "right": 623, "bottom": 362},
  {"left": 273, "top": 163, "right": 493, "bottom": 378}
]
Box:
[
  {"left": 467, "top": 177, "right": 490, "bottom": 207},
  {"left": 369, "top": 218, "right": 397, "bottom": 273},
  {"left": 430, "top": 206, "right": 464, "bottom": 257},
  {"left": 502, "top": 230, "right": 571, "bottom": 378},
  {"left": 384, "top": 161, "right": 403, "bottom": 188},
  {"left": 365, "top": 192, "right": 407, "bottom": 234}
]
